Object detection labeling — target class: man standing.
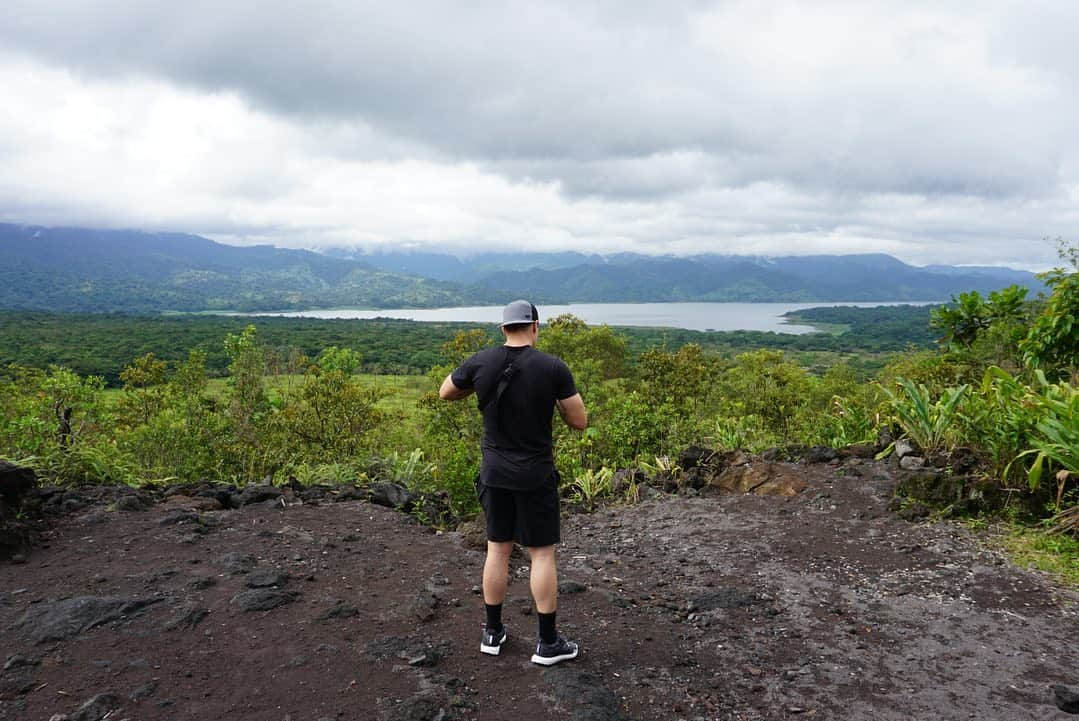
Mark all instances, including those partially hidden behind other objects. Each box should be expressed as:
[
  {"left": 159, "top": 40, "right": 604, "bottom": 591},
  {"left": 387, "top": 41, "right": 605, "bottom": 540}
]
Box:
[{"left": 439, "top": 300, "right": 588, "bottom": 666}]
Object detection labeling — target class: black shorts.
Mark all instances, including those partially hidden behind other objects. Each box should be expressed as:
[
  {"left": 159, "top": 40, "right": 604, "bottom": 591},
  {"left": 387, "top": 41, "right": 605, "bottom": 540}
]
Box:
[{"left": 478, "top": 483, "right": 561, "bottom": 547}]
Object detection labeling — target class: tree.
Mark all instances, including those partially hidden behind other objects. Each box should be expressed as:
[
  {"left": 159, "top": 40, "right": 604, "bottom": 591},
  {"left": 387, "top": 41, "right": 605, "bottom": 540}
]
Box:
[{"left": 1021, "top": 239, "right": 1078, "bottom": 379}]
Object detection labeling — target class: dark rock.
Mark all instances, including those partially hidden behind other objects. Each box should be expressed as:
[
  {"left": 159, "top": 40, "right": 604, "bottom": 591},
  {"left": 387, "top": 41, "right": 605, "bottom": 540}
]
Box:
[
  {"left": 229, "top": 589, "right": 299, "bottom": 613},
  {"left": 899, "top": 455, "right": 926, "bottom": 471},
  {"left": 637, "top": 484, "right": 666, "bottom": 501},
  {"left": 368, "top": 482, "right": 414, "bottom": 510},
  {"left": 689, "top": 587, "right": 758, "bottom": 611},
  {"left": 244, "top": 569, "right": 289, "bottom": 588},
  {"left": 760, "top": 447, "right": 784, "bottom": 462},
  {"left": 456, "top": 515, "right": 487, "bottom": 551},
  {"left": 78, "top": 511, "right": 109, "bottom": 525},
  {"left": 115, "top": 495, "right": 148, "bottom": 512},
  {"left": 896, "top": 502, "right": 931, "bottom": 521},
  {"left": 129, "top": 681, "right": 157, "bottom": 702},
  {"left": 399, "top": 642, "right": 449, "bottom": 668},
  {"left": 558, "top": 580, "right": 588, "bottom": 594},
  {"left": 60, "top": 496, "right": 89, "bottom": 515},
  {"left": 195, "top": 484, "right": 237, "bottom": 508},
  {"left": 678, "top": 445, "right": 715, "bottom": 469},
  {"left": 316, "top": 601, "right": 360, "bottom": 622},
  {"left": 365, "top": 636, "right": 413, "bottom": 661},
  {"left": 158, "top": 510, "right": 198, "bottom": 526},
  {"left": 0, "top": 461, "right": 35, "bottom": 501},
  {"left": 681, "top": 466, "right": 710, "bottom": 490},
  {"left": 162, "top": 604, "right": 209, "bottom": 631},
  {"left": 847, "top": 443, "right": 876, "bottom": 458},
  {"left": 390, "top": 692, "right": 444, "bottom": 721},
  {"left": 543, "top": 666, "right": 624, "bottom": 721},
  {"left": 409, "top": 593, "right": 438, "bottom": 621},
  {"left": 186, "top": 576, "right": 217, "bottom": 591},
  {"left": 217, "top": 552, "right": 256, "bottom": 575},
  {"left": 332, "top": 484, "right": 366, "bottom": 502},
  {"left": 70, "top": 692, "right": 121, "bottom": 721},
  {"left": 896, "top": 470, "right": 953, "bottom": 505},
  {"left": 240, "top": 484, "right": 282, "bottom": 506},
  {"left": 0, "top": 670, "right": 36, "bottom": 697},
  {"left": 3, "top": 654, "right": 37, "bottom": 671},
  {"left": 15, "top": 596, "right": 162, "bottom": 644},
  {"left": 1054, "top": 684, "right": 1079, "bottom": 714},
  {"left": 10, "top": 553, "right": 27, "bottom": 564},
  {"left": 803, "top": 446, "right": 838, "bottom": 464}
]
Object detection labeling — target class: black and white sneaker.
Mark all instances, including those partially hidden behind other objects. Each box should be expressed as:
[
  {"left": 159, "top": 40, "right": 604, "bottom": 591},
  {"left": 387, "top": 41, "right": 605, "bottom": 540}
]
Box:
[
  {"left": 480, "top": 625, "right": 507, "bottom": 656},
  {"left": 530, "top": 635, "right": 579, "bottom": 666}
]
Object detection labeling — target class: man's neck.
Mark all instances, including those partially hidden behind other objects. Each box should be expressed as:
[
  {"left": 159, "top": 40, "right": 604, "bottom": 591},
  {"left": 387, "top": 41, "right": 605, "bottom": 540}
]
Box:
[{"left": 503, "top": 341, "right": 533, "bottom": 348}]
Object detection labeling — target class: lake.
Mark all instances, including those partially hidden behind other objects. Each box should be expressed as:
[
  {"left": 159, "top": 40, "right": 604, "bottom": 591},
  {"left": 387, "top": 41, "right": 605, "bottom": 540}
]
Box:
[{"left": 253, "top": 301, "right": 937, "bottom": 334}]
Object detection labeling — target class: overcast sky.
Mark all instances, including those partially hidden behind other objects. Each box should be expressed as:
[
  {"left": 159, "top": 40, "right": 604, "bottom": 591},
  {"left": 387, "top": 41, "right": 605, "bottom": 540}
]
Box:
[{"left": 1, "top": 1, "right": 1075, "bottom": 269}]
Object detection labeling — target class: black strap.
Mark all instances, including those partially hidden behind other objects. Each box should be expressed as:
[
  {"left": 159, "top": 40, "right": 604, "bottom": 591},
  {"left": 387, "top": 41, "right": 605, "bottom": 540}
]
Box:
[{"left": 478, "top": 347, "right": 527, "bottom": 412}]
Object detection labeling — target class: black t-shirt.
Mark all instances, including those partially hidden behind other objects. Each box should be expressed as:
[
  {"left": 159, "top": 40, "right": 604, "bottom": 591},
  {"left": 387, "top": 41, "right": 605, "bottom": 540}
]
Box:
[{"left": 451, "top": 345, "right": 577, "bottom": 490}]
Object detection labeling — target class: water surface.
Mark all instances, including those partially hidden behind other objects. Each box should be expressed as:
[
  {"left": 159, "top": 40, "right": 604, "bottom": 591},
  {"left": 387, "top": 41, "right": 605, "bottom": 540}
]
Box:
[{"left": 253, "top": 301, "right": 935, "bottom": 334}]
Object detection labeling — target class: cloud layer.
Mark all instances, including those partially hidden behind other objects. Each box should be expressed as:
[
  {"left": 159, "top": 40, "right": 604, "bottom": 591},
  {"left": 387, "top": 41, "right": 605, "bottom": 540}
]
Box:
[{"left": 1, "top": 0, "right": 1076, "bottom": 268}]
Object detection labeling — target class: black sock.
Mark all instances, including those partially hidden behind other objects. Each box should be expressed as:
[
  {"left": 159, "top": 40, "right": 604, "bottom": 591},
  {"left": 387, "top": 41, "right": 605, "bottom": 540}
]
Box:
[
  {"left": 485, "top": 603, "right": 503, "bottom": 633},
  {"left": 537, "top": 611, "right": 557, "bottom": 644}
]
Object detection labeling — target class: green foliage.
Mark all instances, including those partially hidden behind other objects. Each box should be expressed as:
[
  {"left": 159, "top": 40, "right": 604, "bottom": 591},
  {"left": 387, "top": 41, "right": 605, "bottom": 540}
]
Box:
[
  {"left": 0, "top": 364, "right": 124, "bottom": 483},
  {"left": 413, "top": 330, "right": 491, "bottom": 516},
  {"left": 315, "top": 346, "right": 363, "bottom": 375},
  {"left": 1004, "top": 372, "right": 1077, "bottom": 502},
  {"left": 882, "top": 379, "right": 969, "bottom": 454},
  {"left": 720, "top": 350, "right": 814, "bottom": 444},
  {"left": 115, "top": 350, "right": 224, "bottom": 482},
  {"left": 585, "top": 389, "right": 681, "bottom": 469},
  {"left": 958, "top": 367, "right": 1041, "bottom": 484},
  {"left": 569, "top": 467, "right": 614, "bottom": 512},
  {"left": 1020, "top": 239, "right": 1078, "bottom": 378},
  {"left": 538, "top": 314, "right": 627, "bottom": 394},
  {"left": 274, "top": 368, "right": 389, "bottom": 465}
]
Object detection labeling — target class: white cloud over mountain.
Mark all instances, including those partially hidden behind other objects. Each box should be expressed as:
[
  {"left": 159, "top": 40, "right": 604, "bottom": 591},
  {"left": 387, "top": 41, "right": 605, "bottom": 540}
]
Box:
[{"left": 1, "top": 1, "right": 1075, "bottom": 268}]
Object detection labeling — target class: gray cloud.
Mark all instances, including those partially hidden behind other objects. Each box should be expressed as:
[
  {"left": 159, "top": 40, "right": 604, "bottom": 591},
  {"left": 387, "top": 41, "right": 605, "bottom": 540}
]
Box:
[{"left": 0, "top": 1, "right": 1074, "bottom": 268}]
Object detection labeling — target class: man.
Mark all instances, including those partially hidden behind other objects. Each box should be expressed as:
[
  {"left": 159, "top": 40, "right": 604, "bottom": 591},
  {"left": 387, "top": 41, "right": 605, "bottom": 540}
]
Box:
[{"left": 439, "top": 300, "right": 588, "bottom": 666}]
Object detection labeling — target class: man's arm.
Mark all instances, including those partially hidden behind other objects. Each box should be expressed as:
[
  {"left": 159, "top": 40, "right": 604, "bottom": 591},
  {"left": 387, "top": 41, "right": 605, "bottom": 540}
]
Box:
[
  {"left": 439, "top": 373, "right": 474, "bottom": 401},
  {"left": 556, "top": 393, "right": 587, "bottom": 430}
]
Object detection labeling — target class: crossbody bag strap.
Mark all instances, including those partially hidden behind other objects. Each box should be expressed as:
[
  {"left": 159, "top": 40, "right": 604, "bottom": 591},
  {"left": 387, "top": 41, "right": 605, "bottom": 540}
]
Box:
[{"left": 477, "top": 347, "right": 530, "bottom": 412}]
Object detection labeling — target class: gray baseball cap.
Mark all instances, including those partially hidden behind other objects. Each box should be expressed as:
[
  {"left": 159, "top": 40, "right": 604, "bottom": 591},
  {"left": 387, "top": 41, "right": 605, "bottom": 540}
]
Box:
[{"left": 501, "top": 299, "right": 539, "bottom": 326}]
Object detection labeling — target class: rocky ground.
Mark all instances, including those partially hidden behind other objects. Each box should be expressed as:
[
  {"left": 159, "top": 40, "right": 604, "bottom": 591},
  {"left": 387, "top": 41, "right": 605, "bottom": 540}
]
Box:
[{"left": 1, "top": 453, "right": 1076, "bottom": 721}]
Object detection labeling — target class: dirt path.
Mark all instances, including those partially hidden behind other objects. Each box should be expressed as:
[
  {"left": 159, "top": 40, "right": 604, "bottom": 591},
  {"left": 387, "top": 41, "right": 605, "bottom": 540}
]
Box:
[{"left": 1, "top": 457, "right": 1076, "bottom": 721}]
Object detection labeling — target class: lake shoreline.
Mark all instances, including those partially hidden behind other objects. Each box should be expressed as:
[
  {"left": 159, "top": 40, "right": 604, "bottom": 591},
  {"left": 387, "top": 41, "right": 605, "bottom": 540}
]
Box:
[{"left": 223, "top": 300, "right": 941, "bottom": 334}]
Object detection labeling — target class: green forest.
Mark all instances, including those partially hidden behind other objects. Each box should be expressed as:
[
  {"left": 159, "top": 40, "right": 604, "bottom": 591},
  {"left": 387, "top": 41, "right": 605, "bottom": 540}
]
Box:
[{"left": 1, "top": 244, "right": 1076, "bottom": 577}]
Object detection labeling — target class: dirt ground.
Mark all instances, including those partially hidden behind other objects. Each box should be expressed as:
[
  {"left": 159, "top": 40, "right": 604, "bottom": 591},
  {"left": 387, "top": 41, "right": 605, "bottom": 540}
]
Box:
[{"left": 1, "top": 455, "right": 1076, "bottom": 721}]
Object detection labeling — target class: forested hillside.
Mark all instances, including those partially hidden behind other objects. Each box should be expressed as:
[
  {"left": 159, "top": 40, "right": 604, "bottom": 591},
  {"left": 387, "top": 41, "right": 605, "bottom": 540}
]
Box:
[
  {"left": 348, "top": 250, "right": 1038, "bottom": 302},
  {"left": 0, "top": 224, "right": 1039, "bottom": 313},
  {"left": 0, "top": 224, "right": 504, "bottom": 312}
]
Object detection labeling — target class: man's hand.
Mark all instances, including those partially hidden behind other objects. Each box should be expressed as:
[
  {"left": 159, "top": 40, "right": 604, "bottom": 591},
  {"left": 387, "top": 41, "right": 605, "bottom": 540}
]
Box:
[
  {"left": 556, "top": 394, "right": 587, "bottom": 430},
  {"left": 439, "top": 374, "right": 474, "bottom": 401}
]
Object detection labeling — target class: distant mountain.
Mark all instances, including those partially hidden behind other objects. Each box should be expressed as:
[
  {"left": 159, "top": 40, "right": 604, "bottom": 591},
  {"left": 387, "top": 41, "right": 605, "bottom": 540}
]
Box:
[
  {"left": 0, "top": 224, "right": 1041, "bottom": 313},
  {"left": 325, "top": 249, "right": 606, "bottom": 284},
  {"left": 0, "top": 225, "right": 504, "bottom": 313},
  {"left": 351, "top": 250, "right": 1040, "bottom": 303}
]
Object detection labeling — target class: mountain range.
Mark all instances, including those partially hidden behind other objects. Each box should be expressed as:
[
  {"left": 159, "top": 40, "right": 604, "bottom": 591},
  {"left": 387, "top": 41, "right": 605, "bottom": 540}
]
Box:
[
  {"left": 332, "top": 248, "right": 1039, "bottom": 304},
  {"left": 0, "top": 224, "right": 502, "bottom": 313},
  {"left": 0, "top": 224, "right": 1040, "bottom": 313}
]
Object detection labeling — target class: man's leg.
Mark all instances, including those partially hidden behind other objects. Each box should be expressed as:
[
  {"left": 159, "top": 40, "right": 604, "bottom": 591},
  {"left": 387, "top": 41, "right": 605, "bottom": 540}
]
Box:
[
  {"left": 527, "top": 544, "right": 578, "bottom": 664},
  {"left": 527, "top": 544, "right": 557, "bottom": 614},
  {"left": 480, "top": 540, "right": 513, "bottom": 655},
  {"left": 483, "top": 540, "right": 513, "bottom": 608}
]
